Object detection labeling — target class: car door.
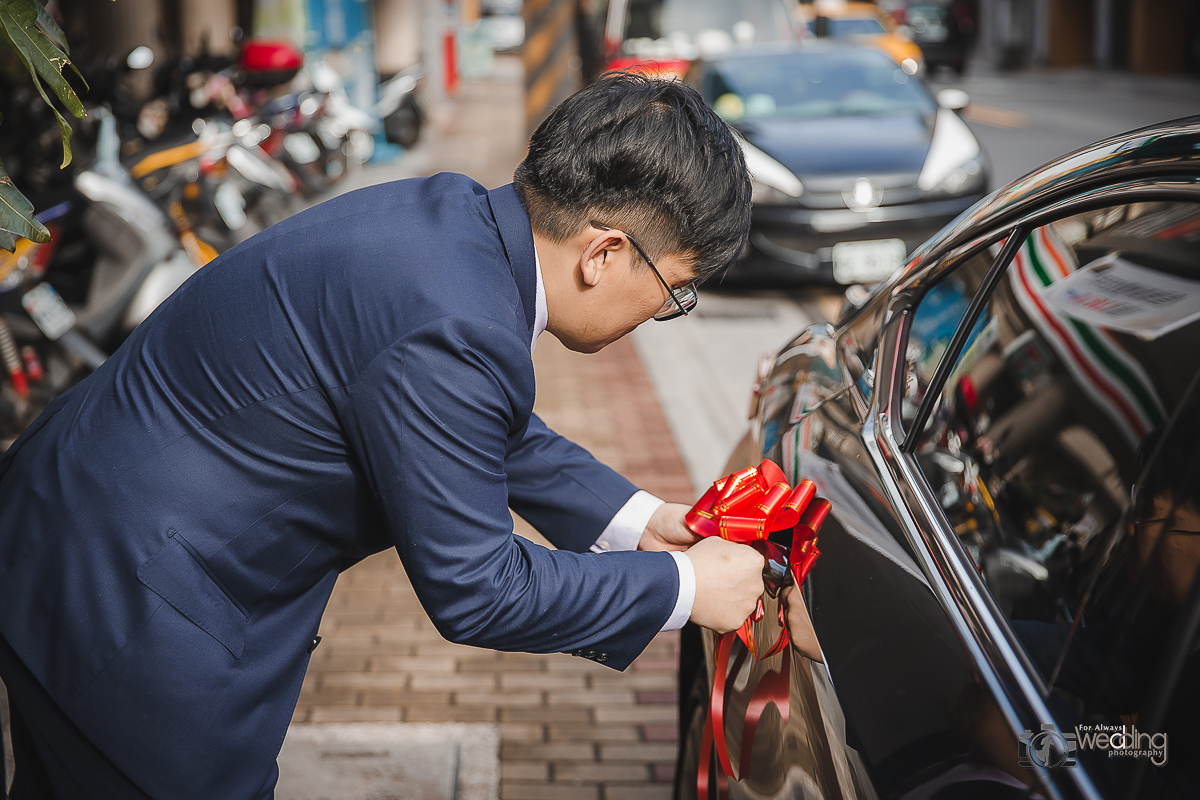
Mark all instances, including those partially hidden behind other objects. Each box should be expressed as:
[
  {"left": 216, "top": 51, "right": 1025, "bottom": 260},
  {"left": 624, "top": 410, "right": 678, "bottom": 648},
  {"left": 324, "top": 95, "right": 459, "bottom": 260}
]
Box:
[
  {"left": 893, "top": 189, "right": 1200, "bottom": 799},
  {"left": 684, "top": 175, "right": 1200, "bottom": 800},
  {"left": 680, "top": 235, "right": 1039, "bottom": 800},
  {"left": 787, "top": 234, "right": 1036, "bottom": 800}
]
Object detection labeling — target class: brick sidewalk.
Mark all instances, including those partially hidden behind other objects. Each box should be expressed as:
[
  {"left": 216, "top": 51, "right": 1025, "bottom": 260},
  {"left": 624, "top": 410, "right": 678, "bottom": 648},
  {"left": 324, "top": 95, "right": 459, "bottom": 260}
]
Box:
[{"left": 292, "top": 59, "right": 697, "bottom": 800}]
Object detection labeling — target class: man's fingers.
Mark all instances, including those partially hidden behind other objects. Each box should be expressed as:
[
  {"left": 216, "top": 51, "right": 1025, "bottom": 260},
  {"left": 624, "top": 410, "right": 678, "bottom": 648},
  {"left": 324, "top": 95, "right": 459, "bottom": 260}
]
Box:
[
  {"left": 684, "top": 537, "right": 766, "bottom": 633},
  {"left": 640, "top": 502, "right": 701, "bottom": 551}
]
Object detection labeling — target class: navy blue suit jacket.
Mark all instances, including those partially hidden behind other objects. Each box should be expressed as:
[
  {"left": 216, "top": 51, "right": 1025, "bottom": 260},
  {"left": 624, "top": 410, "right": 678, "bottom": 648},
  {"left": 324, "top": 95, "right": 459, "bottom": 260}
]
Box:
[{"left": 0, "top": 175, "right": 679, "bottom": 799}]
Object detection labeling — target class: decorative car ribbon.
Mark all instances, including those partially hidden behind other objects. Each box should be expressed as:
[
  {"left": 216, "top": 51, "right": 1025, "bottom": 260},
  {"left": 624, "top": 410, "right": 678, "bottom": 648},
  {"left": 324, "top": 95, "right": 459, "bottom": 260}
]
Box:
[{"left": 684, "top": 459, "right": 831, "bottom": 797}]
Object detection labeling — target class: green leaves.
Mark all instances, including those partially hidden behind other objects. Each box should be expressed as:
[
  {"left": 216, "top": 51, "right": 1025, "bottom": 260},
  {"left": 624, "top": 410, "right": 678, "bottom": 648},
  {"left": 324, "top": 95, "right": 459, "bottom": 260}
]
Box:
[
  {"left": 0, "top": 0, "right": 89, "bottom": 251},
  {"left": 0, "top": 157, "right": 48, "bottom": 251},
  {"left": 33, "top": 0, "right": 68, "bottom": 54},
  {"left": 0, "top": 0, "right": 86, "bottom": 167}
]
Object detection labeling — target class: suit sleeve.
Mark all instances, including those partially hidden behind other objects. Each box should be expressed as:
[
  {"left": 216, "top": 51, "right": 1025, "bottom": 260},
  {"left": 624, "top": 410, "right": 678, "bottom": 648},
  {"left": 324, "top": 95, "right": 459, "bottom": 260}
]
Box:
[
  {"left": 340, "top": 316, "right": 677, "bottom": 669},
  {"left": 505, "top": 415, "right": 640, "bottom": 553}
]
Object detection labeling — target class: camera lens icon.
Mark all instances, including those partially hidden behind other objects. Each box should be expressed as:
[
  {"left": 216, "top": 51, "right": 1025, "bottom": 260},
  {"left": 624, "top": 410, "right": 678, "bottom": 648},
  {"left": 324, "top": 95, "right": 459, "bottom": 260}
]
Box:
[{"left": 1019, "top": 723, "right": 1078, "bottom": 769}]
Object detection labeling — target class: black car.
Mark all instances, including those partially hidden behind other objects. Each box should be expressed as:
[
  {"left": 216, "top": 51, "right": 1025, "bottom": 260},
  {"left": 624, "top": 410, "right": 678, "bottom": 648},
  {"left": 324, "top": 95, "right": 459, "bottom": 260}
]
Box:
[
  {"left": 902, "top": 1, "right": 974, "bottom": 74},
  {"left": 676, "top": 117, "right": 1200, "bottom": 799},
  {"left": 684, "top": 43, "right": 988, "bottom": 285}
]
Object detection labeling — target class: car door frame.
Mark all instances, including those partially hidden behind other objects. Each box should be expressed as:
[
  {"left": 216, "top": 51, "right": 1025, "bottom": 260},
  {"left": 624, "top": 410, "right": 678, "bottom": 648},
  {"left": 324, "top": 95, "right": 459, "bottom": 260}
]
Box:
[{"left": 854, "top": 176, "right": 1200, "bottom": 800}]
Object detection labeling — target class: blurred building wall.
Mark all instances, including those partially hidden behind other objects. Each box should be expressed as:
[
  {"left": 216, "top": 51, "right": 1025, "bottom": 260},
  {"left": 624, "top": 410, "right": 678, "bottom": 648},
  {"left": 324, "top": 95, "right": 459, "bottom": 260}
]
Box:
[
  {"left": 1046, "top": 0, "right": 1091, "bottom": 67},
  {"left": 977, "top": 0, "right": 1199, "bottom": 73},
  {"left": 60, "top": 0, "right": 565, "bottom": 131},
  {"left": 1128, "top": 0, "right": 1189, "bottom": 74},
  {"left": 62, "top": 0, "right": 242, "bottom": 60},
  {"left": 523, "top": 0, "right": 579, "bottom": 131},
  {"left": 62, "top": 0, "right": 165, "bottom": 60},
  {"left": 59, "top": 0, "right": 167, "bottom": 99},
  {"left": 376, "top": 0, "right": 422, "bottom": 76},
  {"left": 179, "top": 0, "right": 240, "bottom": 56},
  {"left": 253, "top": 0, "right": 309, "bottom": 45}
]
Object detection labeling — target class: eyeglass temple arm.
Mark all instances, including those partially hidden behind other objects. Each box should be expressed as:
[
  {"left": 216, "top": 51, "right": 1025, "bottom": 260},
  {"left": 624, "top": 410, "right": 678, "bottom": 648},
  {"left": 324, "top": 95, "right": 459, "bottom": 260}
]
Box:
[{"left": 591, "top": 221, "right": 689, "bottom": 317}]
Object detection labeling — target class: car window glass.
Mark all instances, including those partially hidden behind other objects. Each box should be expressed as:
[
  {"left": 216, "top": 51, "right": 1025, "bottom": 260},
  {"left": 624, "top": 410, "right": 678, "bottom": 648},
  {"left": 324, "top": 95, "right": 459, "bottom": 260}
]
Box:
[
  {"left": 707, "top": 49, "right": 934, "bottom": 123},
  {"left": 900, "top": 243, "right": 1002, "bottom": 429},
  {"left": 909, "top": 201, "right": 1200, "bottom": 796},
  {"left": 907, "top": 5, "right": 956, "bottom": 38},
  {"left": 619, "top": 0, "right": 794, "bottom": 58},
  {"left": 809, "top": 17, "right": 888, "bottom": 37}
]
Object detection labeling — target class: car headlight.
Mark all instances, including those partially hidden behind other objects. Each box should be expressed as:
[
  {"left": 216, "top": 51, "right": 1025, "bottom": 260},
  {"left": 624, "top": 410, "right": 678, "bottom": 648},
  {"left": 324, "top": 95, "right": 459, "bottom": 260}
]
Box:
[
  {"left": 751, "top": 178, "right": 803, "bottom": 205},
  {"left": 737, "top": 135, "right": 804, "bottom": 205},
  {"left": 930, "top": 155, "right": 986, "bottom": 197},
  {"left": 918, "top": 108, "right": 986, "bottom": 198}
]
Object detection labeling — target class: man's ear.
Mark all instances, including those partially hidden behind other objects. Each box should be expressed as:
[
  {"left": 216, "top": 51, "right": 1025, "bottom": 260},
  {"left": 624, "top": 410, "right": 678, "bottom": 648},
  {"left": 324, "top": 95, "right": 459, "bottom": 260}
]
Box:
[{"left": 579, "top": 226, "right": 627, "bottom": 288}]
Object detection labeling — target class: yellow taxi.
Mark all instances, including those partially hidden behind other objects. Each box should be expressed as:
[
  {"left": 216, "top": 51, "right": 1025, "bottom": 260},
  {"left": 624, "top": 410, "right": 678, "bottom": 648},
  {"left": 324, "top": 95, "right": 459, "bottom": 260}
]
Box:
[{"left": 796, "top": 0, "right": 924, "bottom": 74}]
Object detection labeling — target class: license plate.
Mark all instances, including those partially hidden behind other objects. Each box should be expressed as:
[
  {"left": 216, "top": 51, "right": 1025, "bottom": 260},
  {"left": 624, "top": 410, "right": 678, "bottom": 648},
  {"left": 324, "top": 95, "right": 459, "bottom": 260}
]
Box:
[
  {"left": 22, "top": 282, "right": 76, "bottom": 340},
  {"left": 832, "top": 238, "right": 907, "bottom": 284}
]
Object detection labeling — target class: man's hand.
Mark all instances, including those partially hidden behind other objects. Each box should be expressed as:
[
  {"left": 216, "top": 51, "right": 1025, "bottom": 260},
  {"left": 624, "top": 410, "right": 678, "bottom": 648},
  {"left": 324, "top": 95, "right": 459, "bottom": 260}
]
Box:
[
  {"left": 685, "top": 538, "right": 765, "bottom": 633},
  {"left": 638, "top": 502, "right": 701, "bottom": 552},
  {"left": 782, "top": 584, "right": 823, "bottom": 662}
]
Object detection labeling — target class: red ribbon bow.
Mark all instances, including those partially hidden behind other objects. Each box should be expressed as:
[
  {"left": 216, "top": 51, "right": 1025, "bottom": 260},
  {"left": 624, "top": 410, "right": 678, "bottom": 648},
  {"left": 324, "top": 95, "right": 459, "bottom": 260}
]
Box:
[
  {"left": 686, "top": 459, "right": 831, "bottom": 798},
  {"left": 685, "top": 459, "right": 830, "bottom": 643}
]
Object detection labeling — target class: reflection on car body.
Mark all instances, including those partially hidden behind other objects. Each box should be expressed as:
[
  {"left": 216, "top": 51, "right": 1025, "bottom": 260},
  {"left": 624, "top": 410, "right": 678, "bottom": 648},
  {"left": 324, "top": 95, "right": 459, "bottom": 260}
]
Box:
[
  {"left": 676, "top": 116, "right": 1200, "bottom": 800},
  {"left": 683, "top": 43, "right": 987, "bottom": 285}
]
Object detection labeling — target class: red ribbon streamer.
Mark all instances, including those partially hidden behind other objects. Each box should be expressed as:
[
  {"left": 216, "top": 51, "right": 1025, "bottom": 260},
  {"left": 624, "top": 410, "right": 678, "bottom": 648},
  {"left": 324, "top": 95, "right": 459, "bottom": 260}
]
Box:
[
  {"left": 687, "top": 459, "right": 832, "bottom": 797},
  {"left": 685, "top": 459, "right": 829, "bottom": 658}
]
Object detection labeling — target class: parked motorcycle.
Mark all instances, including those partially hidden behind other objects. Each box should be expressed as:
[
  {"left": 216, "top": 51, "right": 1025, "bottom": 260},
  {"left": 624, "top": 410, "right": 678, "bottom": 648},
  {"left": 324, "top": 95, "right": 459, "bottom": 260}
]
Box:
[
  {"left": 0, "top": 108, "right": 196, "bottom": 443},
  {"left": 376, "top": 64, "right": 424, "bottom": 149},
  {"left": 213, "top": 42, "right": 376, "bottom": 198},
  {"left": 307, "top": 54, "right": 376, "bottom": 170},
  {"left": 0, "top": 39, "right": 379, "bottom": 441},
  {"left": 122, "top": 46, "right": 305, "bottom": 254}
]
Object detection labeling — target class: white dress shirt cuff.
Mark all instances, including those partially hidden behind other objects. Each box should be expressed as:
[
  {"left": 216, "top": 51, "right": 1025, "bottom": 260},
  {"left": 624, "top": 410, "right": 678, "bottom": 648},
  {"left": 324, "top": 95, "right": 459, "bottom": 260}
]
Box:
[
  {"left": 662, "top": 550, "right": 696, "bottom": 631},
  {"left": 590, "top": 490, "right": 664, "bottom": 553},
  {"left": 589, "top": 491, "right": 694, "bottom": 633}
]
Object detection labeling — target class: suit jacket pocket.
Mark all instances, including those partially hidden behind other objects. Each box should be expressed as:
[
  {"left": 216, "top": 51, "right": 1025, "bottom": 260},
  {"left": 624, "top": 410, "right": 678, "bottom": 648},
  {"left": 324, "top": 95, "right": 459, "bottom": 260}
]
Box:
[{"left": 136, "top": 530, "right": 248, "bottom": 658}]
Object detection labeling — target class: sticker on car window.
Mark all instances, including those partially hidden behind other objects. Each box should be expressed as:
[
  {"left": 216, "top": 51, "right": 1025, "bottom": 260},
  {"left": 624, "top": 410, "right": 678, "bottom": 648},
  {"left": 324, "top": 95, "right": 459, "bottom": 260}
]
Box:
[{"left": 1041, "top": 254, "right": 1200, "bottom": 340}]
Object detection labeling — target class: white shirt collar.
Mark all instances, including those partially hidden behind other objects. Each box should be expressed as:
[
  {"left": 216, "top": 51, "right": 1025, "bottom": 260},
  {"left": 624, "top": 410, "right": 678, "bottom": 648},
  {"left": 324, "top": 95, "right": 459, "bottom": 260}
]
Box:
[{"left": 531, "top": 251, "right": 547, "bottom": 354}]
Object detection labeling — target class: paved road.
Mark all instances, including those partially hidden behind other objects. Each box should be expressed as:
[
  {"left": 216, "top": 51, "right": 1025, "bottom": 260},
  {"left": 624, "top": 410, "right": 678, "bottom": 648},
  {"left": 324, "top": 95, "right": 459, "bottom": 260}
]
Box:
[
  {"left": 638, "top": 68, "right": 1200, "bottom": 489},
  {"left": 937, "top": 69, "right": 1200, "bottom": 189}
]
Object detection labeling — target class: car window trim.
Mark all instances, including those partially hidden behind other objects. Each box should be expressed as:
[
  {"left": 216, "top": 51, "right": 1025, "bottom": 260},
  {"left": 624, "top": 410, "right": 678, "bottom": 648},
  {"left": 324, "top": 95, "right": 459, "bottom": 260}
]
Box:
[
  {"left": 900, "top": 228, "right": 1028, "bottom": 449},
  {"left": 902, "top": 173, "right": 1200, "bottom": 292},
  {"left": 901, "top": 178, "right": 1200, "bottom": 450},
  {"left": 863, "top": 304, "right": 1101, "bottom": 799},
  {"left": 880, "top": 183, "right": 1200, "bottom": 800},
  {"left": 888, "top": 235, "right": 1069, "bottom": 690}
]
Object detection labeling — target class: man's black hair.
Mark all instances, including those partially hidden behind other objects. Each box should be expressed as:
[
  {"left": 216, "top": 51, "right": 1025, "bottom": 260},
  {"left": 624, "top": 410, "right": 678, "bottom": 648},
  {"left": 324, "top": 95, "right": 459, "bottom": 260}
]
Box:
[{"left": 513, "top": 71, "right": 752, "bottom": 283}]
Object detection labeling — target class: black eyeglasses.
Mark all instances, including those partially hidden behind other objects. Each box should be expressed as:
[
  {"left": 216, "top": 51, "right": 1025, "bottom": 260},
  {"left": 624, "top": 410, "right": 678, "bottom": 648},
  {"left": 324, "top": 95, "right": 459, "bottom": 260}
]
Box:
[{"left": 590, "top": 221, "right": 697, "bottom": 321}]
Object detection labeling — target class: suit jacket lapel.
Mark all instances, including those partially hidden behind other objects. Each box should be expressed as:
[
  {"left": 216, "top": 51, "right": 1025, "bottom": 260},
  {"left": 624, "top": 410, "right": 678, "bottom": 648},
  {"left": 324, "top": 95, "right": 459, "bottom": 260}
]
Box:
[{"left": 487, "top": 184, "right": 537, "bottom": 337}]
